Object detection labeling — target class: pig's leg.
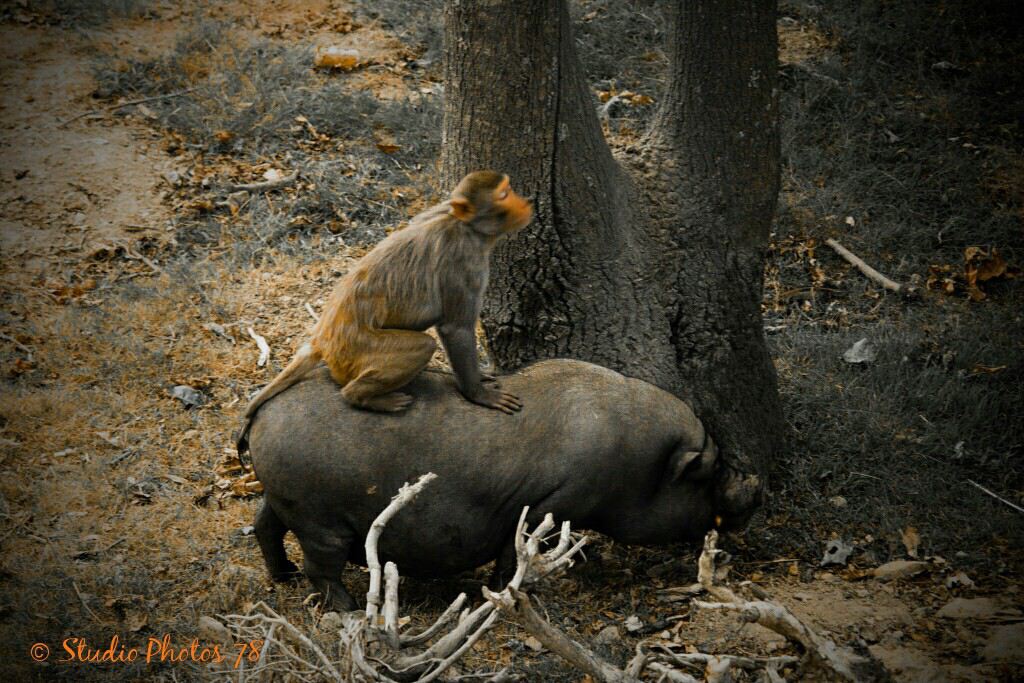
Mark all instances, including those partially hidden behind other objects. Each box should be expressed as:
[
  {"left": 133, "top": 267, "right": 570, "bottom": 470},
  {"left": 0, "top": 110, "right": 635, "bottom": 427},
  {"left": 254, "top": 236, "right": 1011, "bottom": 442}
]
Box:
[
  {"left": 297, "top": 532, "right": 358, "bottom": 611},
  {"left": 255, "top": 502, "right": 300, "bottom": 581},
  {"left": 489, "top": 536, "right": 518, "bottom": 589}
]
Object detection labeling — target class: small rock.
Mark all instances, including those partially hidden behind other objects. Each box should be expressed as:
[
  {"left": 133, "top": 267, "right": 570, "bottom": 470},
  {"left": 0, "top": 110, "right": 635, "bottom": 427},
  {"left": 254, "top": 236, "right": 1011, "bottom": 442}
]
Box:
[
  {"left": 594, "top": 625, "right": 621, "bottom": 646},
  {"left": 162, "top": 170, "right": 181, "bottom": 186},
  {"left": 171, "top": 385, "right": 206, "bottom": 408},
  {"left": 873, "top": 560, "right": 929, "bottom": 581},
  {"left": 197, "top": 616, "right": 232, "bottom": 645},
  {"left": 945, "top": 572, "right": 975, "bottom": 590},
  {"left": 793, "top": 592, "right": 812, "bottom": 601},
  {"left": 624, "top": 615, "right": 643, "bottom": 633},
  {"left": 937, "top": 597, "right": 1020, "bottom": 620},
  {"left": 821, "top": 539, "right": 854, "bottom": 567},
  {"left": 240, "top": 525, "right": 254, "bottom": 536},
  {"left": 829, "top": 495, "right": 848, "bottom": 508},
  {"left": 319, "top": 611, "right": 344, "bottom": 633},
  {"left": 843, "top": 337, "right": 877, "bottom": 364},
  {"left": 522, "top": 635, "right": 544, "bottom": 652},
  {"left": 982, "top": 623, "right": 1024, "bottom": 662},
  {"left": 314, "top": 46, "right": 359, "bottom": 70}
]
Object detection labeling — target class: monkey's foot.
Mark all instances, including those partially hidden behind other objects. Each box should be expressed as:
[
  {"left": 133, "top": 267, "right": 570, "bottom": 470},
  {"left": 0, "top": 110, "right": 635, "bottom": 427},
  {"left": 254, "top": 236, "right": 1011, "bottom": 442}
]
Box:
[{"left": 356, "top": 392, "right": 415, "bottom": 413}]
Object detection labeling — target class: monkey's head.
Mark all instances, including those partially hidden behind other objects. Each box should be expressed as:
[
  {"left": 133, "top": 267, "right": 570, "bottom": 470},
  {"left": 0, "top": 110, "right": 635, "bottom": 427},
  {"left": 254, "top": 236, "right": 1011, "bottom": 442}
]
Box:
[{"left": 450, "top": 171, "right": 533, "bottom": 236}]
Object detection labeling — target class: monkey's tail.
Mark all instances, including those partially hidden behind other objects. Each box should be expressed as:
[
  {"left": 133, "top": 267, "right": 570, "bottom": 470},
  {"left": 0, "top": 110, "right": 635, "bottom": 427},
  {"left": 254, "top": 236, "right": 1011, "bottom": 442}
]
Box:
[{"left": 235, "top": 343, "right": 321, "bottom": 454}]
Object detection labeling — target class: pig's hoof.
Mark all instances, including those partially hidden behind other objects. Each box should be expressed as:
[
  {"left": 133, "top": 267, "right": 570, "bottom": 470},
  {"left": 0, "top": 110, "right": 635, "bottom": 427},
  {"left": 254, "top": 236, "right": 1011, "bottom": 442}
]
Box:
[
  {"left": 318, "top": 586, "right": 358, "bottom": 612},
  {"left": 270, "top": 561, "right": 301, "bottom": 582},
  {"left": 359, "top": 392, "right": 414, "bottom": 413}
]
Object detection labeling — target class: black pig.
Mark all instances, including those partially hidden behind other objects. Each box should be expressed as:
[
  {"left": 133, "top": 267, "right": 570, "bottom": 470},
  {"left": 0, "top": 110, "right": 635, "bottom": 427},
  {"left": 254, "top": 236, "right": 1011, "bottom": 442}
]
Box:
[{"left": 245, "top": 359, "right": 762, "bottom": 610}]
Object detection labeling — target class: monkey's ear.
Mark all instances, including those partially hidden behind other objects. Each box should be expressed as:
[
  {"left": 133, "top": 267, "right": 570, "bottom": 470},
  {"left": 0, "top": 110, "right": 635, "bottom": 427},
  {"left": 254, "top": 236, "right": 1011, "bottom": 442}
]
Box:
[{"left": 450, "top": 195, "right": 475, "bottom": 222}]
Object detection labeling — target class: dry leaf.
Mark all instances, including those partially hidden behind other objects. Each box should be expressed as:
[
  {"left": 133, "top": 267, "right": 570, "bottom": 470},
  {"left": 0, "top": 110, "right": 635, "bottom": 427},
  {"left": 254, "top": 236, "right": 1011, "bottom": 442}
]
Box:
[
  {"left": 376, "top": 142, "right": 401, "bottom": 154},
  {"left": 901, "top": 526, "right": 921, "bottom": 558},
  {"left": 964, "top": 246, "right": 1019, "bottom": 301},
  {"left": 314, "top": 47, "right": 359, "bottom": 70}
]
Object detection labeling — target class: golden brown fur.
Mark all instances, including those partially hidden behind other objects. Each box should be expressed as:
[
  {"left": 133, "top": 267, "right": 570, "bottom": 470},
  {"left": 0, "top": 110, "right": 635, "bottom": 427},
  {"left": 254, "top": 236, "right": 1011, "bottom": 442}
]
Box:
[{"left": 237, "top": 171, "right": 532, "bottom": 440}]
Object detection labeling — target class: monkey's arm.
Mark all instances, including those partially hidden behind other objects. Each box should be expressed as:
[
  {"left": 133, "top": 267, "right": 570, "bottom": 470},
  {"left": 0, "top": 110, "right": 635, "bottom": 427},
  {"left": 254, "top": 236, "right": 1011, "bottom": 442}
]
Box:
[{"left": 437, "top": 323, "right": 522, "bottom": 414}]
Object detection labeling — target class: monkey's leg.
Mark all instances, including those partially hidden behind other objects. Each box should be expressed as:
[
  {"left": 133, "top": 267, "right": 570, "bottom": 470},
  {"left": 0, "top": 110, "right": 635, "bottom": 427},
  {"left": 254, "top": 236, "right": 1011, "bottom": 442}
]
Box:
[
  {"left": 255, "top": 501, "right": 300, "bottom": 581},
  {"left": 337, "top": 330, "right": 436, "bottom": 412}
]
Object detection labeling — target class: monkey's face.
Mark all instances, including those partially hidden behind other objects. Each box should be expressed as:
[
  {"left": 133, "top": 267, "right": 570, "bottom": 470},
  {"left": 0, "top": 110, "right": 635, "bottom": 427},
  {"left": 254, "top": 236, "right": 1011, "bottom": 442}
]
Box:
[
  {"left": 450, "top": 172, "right": 533, "bottom": 236},
  {"left": 489, "top": 176, "right": 533, "bottom": 233}
]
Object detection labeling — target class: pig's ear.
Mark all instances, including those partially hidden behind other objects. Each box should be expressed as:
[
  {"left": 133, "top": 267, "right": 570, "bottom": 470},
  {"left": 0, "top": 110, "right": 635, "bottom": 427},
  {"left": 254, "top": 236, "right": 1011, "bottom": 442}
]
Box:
[{"left": 668, "top": 433, "right": 718, "bottom": 483}]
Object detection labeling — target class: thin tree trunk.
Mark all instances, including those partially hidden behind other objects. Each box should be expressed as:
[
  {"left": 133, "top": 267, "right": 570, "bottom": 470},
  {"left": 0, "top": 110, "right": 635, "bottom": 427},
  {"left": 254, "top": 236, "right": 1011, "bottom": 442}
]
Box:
[{"left": 442, "top": 0, "right": 783, "bottom": 484}]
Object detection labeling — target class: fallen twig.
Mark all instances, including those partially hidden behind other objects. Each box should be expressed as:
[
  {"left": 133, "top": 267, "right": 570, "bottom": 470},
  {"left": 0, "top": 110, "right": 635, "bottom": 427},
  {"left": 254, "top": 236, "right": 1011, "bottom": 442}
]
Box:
[
  {"left": 692, "top": 530, "right": 878, "bottom": 681},
  {"left": 967, "top": 479, "right": 1024, "bottom": 514},
  {"left": 825, "top": 238, "right": 919, "bottom": 299},
  {"left": 0, "top": 332, "right": 34, "bottom": 362},
  {"left": 122, "top": 245, "right": 163, "bottom": 275},
  {"left": 487, "top": 587, "right": 640, "bottom": 683},
  {"left": 229, "top": 171, "right": 299, "bottom": 193},
  {"left": 58, "top": 88, "right": 196, "bottom": 128},
  {"left": 305, "top": 302, "right": 319, "bottom": 322},
  {"left": 246, "top": 327, "right": 270, "bottom": 367},
  {"left": 72, "top": 581, "right": 101, "bottom": 622}
]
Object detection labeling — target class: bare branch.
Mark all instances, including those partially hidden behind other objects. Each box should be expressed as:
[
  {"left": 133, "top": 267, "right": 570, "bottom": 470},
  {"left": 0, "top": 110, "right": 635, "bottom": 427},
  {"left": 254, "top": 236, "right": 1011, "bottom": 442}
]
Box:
[
  {"left": 365, "top": 473, "right": 438, "bottom": 624},
  {"left": 486, "top": 587, "right": 638, "bottom": 683},
  {"left": 399, "top": 593, "right": 467, "bottom": 647},
  {"left": 229, "top": 171, "right": 299, "bottom": 193},
  {"left": 383, "top": 561, "right": 401, "bottom": 648},
  {"left": 58, "top": 88, "right": 196, "bottom": 128},
  {"left": 692, "top": 531, "right": 872, "bottom": 682},
  {"left": 825, "top": 238, "right": 918, "bottom": 298},
  {"left": 246, "top": 327, "right": 270, "bottom": 367}
]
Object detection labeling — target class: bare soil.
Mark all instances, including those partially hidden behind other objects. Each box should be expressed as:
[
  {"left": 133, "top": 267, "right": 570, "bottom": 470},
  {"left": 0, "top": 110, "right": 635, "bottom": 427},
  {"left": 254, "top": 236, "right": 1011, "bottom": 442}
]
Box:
[{"left": 0, "top": 1, "right": 1020, "bottom": 681}]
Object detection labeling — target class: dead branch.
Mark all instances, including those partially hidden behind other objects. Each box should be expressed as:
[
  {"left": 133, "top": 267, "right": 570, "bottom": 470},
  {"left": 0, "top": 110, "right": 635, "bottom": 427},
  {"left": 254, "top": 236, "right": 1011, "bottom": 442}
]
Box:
[
  {"left": 246, "top": 327, "right": 270, "bottom": 367},
  {"left": 218, "top": 486, "right": 857, "bottom": 683},
  {"left": 229, "top": 171, "right": 299, "bottom": 193},
  {"left": 365, "top": 473, "right": 438, "bottom": 626},
  {"left": 692, "top": 530, "right": 873, "bottom": 682},
  {"left": 486, "top": 587, "right": 639, "bottom": 683},
  {"left": 825, "top": 238, "right": 919, "bottom": 298},
  {"left": 122, "top": 245, "right": 163, "bottom": 274},
  {"left": 967, "top": 478, "right": 1024, "bottom": 514},
  {"left": 0, "top": 332, "right": 34, "bottom": 362},
  {"left": 57, "top": 88, "right": 196, "bottom": 128}
]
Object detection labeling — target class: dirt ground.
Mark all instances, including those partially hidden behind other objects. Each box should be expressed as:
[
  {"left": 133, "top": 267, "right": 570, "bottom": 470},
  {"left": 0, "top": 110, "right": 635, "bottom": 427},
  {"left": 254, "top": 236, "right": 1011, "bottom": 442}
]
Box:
[{"left": 0, "top": 1, "right": 1021, "bottom": 681}]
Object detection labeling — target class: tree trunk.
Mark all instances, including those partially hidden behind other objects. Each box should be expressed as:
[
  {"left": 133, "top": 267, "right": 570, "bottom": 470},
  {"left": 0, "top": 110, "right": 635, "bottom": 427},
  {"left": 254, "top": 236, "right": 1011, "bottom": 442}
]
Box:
[{"left": 441, "top": 0, "right": 783, "bottom": 486}]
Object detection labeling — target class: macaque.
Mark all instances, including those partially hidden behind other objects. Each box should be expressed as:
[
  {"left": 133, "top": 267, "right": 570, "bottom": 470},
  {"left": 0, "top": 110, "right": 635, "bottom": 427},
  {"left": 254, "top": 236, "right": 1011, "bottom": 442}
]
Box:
[{"left": 240, "top": 171, "right": 532, "bottom": 429}]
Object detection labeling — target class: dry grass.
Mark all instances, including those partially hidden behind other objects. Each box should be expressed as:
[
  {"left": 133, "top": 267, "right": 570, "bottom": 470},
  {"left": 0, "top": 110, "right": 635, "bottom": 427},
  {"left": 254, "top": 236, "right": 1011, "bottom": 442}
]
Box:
[{"left": 1, "top": 1, "right": 1022, "bottom": 681}]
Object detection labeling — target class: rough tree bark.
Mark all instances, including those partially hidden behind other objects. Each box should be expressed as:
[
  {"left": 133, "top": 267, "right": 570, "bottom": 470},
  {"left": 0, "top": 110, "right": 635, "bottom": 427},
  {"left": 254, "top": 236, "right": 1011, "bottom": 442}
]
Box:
[{"left": 441, "top": 0, "right": 783, "bottom": 480}]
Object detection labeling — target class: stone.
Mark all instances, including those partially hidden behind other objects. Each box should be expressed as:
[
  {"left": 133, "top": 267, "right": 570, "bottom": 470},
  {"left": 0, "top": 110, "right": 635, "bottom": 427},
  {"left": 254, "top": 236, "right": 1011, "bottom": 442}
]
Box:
[
  {"left": 982, "top": 623, "right": 1024, "bottom": 662},
  {"left": 872, "top": 560, "right": 929, "bottom": 580},
  {"left": 937, "top": 597, "right": 1020, "bottom": 620}
]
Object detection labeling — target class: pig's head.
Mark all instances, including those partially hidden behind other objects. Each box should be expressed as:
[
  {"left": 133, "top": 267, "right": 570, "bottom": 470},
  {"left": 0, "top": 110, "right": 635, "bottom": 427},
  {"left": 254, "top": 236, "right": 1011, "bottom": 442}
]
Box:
[{"left": 628, "top": 428, "right": 765, "bottom": 546}]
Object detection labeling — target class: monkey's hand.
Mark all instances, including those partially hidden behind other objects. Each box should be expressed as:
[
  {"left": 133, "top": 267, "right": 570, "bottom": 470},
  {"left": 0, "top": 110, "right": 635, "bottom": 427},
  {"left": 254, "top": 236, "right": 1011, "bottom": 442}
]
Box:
[{"left": 465, "top": 386, "right": 523, "bottom": 414}]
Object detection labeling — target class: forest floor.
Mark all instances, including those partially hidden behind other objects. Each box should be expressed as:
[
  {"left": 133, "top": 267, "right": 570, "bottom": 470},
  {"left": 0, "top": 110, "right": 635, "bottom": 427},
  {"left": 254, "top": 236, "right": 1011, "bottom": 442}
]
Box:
[{"left": 0, "top": 0, "right": 1021, "bottom": 681}]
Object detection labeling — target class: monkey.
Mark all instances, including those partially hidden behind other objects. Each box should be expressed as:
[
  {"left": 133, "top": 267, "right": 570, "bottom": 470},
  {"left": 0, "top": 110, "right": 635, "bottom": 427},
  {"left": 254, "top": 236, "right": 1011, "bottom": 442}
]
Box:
[{"left": 238, "top": 171, "right": 531, "bottom": 439}]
